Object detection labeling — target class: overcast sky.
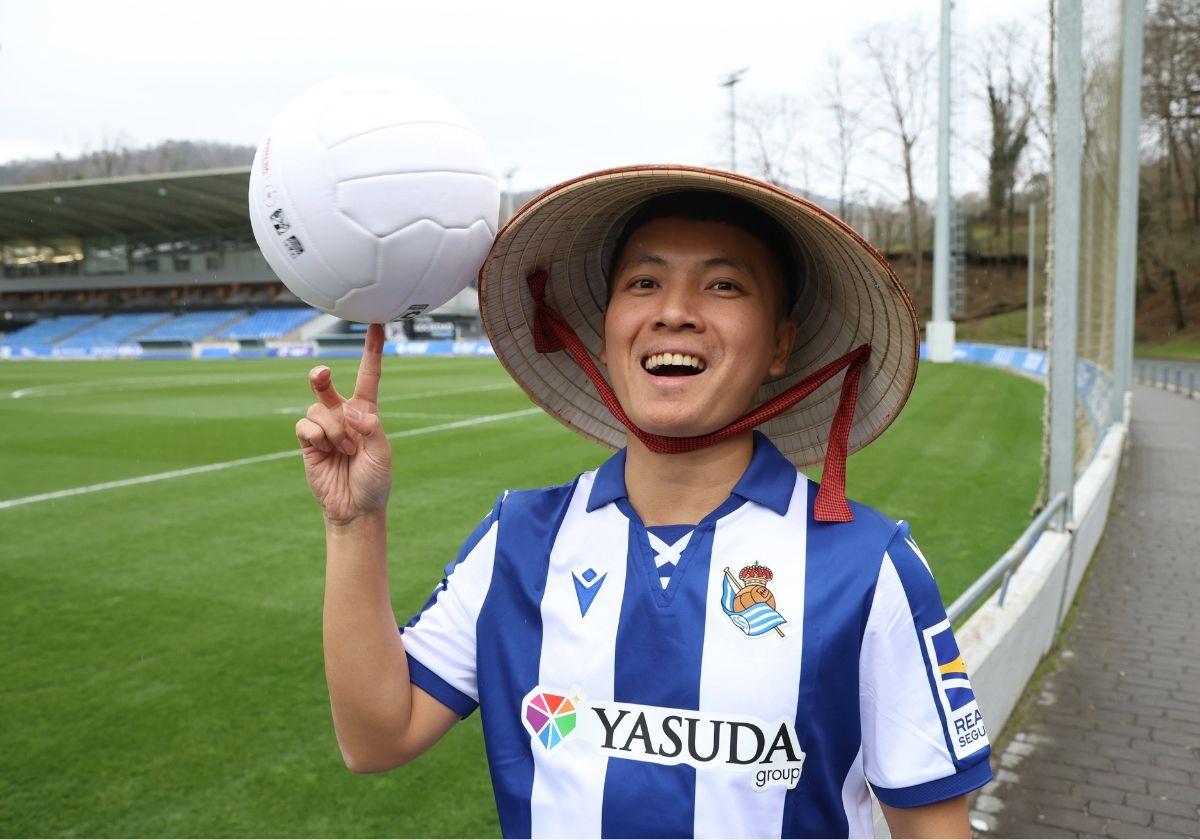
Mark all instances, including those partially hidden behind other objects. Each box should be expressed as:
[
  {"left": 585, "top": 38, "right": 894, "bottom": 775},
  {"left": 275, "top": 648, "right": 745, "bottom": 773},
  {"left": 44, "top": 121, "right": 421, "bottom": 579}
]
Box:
[{"left": 0, "top": 0, "right": 1049, "bottom": 201}]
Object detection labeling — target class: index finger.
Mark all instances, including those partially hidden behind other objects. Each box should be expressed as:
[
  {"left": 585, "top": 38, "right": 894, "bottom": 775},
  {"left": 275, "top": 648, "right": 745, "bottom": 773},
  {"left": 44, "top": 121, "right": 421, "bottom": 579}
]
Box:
[{"left": 353, "top": 323, "right": 385, "bottom": 404}]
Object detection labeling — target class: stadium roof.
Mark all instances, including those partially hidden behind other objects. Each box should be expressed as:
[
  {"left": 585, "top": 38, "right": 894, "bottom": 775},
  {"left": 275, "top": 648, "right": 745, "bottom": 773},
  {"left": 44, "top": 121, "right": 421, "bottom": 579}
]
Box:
[{"left": 0, "top": 166, "right": 251, "bottom": 240}]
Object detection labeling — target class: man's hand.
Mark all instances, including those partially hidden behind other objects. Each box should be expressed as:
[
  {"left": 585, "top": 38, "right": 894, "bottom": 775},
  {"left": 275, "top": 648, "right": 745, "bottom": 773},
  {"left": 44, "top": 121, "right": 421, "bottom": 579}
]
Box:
[
  {"left": 307, "top": 324, "right": 460, "bottom": 772},
  {"left": 295, "top": 323, "right": 392, "bottom": 525}
]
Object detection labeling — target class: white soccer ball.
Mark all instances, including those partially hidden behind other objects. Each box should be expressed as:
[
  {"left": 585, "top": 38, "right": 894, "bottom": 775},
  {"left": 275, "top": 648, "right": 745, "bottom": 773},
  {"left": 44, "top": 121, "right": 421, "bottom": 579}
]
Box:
[{"left": 248, "top": 74, "right": 500, "bottom": 324}]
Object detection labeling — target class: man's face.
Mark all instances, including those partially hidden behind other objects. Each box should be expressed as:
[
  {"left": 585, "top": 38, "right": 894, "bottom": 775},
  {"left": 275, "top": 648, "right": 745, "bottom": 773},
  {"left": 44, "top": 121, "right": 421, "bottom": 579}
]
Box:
[{"left": 600, "top": 216, "right": 797, "bottom": 440}]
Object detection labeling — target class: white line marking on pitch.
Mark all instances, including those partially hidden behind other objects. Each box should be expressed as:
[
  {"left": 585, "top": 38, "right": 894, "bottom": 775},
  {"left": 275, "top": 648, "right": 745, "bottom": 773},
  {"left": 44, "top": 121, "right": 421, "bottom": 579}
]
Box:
[
  {"left": 4, "top": 361, "right": 490, "bottom": 400},
  {"left": 0, "top": 408, "right": 541, "bottom": 511},
  {"left": 377, "top": 411, "right": 475, "bottom": 420},
  {"left": 7, "top": 371, "right": 303, "bottom": 400},
  {"left": 270, "top": 381, "right": 517, "bottom": 414}
]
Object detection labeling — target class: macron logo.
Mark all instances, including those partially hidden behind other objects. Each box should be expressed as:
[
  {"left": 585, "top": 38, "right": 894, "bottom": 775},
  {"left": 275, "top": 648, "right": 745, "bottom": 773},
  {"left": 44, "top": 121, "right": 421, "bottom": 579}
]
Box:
[{"left": 572, "top": 568, "right": 607, "bottom": 617}]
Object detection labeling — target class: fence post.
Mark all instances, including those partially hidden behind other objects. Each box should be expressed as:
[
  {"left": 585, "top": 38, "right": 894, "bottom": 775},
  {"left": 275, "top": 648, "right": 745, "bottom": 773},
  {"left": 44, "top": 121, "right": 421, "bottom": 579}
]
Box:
[
  {"left": 1112, "top": 0, "right": 1143, "bottom": 423},
  {"left": 1049, "top": 0, "right": 1083, "bottom": 529}
]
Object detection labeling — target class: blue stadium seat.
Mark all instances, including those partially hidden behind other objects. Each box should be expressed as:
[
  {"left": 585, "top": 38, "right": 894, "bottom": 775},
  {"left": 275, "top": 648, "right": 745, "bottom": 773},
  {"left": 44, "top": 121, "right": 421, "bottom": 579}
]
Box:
[
  {"left": 138, "top": 311, "right": 246, "bottom": 342},
  {"left": 57, "top": 313, "right": 170, "bottom": 346},
  {"left": 215, "top": 308, "right": 321, "bottom": 340},
  {"left": 4, "top": 315, "right": 101, "bottom": 344}
]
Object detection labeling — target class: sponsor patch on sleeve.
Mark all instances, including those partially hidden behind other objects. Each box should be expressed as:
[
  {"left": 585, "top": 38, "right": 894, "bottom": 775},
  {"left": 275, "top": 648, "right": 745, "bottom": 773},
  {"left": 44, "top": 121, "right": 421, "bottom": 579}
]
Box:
[{"left": 922, "top": 619, "right": 989, "bottom": 760}]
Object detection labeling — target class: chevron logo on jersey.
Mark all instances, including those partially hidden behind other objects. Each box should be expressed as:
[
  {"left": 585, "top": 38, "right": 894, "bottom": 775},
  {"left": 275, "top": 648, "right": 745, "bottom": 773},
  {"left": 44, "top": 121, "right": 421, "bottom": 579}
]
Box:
[
  {"left": 922, "top": 619, "right": 989, "bottom": 760},
  {"left": 571, "top": 567, "right": 607, "bottom": 617}
]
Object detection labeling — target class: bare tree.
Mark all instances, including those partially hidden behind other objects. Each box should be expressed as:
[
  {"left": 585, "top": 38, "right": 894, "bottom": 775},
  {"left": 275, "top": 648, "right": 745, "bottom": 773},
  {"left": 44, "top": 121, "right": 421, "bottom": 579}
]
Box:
[
  {"left": 861, "top": 19, "right": 935, "bottom": 293},
  {"left": 1141, "top": 0, "right": 1199, "bottom": 330},
  {"left": 975, "top": 22, "right": 1036, "bottom": 281},
  {"left": 866, "top": 199, "right": 903, "bottom": 254},
  {"left": 821, "top": 56, "right": 866, "bottom": 219},
  {"left": 2, "top": 140, "right": 255, "bottom": 186},
  {"left": 1144, "top": 0, "right": 1200, "bottom": 227},
  {"left": 737, "top": 94, "right": 807, "bottom": 189},
  {"left": 79, "top": 132, "right": 136, "bottom": 179}
]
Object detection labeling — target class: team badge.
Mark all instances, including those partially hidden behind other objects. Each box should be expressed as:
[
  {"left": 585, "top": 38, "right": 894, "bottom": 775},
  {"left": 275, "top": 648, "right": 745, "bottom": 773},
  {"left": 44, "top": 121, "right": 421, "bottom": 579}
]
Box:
[{"left": 720, "top": 564, "right": 787, "bottom": 637}]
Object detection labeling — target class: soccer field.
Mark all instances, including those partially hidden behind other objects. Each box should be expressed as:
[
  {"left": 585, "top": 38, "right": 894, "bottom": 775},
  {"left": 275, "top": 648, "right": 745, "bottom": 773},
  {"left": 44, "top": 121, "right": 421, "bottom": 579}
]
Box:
[{"left": 0, "top": 356, "right": 1040, "bottom": 837}]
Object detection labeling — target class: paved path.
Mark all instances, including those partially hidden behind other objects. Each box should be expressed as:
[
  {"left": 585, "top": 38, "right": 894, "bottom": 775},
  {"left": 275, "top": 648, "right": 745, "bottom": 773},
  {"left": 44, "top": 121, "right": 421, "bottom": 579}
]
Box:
[{"left": 970, "top": 385, "right": 1200, "bottom": 838}]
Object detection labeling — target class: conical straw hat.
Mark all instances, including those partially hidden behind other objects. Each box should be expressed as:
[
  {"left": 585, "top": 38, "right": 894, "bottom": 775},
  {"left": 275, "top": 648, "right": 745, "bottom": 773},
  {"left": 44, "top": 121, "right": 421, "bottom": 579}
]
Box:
[{"left": 479, "top": 164, "right": 919, "bottom": 470}]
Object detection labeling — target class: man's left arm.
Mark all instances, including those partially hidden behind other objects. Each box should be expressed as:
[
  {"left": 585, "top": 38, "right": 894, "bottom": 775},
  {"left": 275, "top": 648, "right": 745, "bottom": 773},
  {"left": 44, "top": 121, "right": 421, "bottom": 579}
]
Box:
[
  {"left": 880, "top": 795, "right": 970, "bottom": 839},
  {"left": 859, "top": 523, "right": 992, "bottom": 831}
]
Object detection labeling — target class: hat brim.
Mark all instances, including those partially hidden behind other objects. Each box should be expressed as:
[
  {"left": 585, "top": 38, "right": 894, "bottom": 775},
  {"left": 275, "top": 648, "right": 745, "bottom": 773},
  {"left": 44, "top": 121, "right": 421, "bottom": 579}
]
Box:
[{"left": 479, "top": 164, "right": 919, "bottom": 469}]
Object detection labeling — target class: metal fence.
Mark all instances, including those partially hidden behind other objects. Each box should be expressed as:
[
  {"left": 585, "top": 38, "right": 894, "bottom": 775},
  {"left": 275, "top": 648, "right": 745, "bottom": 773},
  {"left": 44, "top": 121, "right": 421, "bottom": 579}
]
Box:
[
  {"left": 947, "top": 492, "right": 1068, "bottom": 626},
  {"left": 1134, "top": 360, "right": 1200, "bottom": 399}
]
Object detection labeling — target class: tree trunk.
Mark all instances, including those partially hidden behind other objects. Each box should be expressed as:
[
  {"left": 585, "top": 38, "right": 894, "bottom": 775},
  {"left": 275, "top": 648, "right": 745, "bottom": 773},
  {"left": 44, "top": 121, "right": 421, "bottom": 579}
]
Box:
[
  {"left": 1167, "top": 267, "right": 1187, "bottom": 330},
  {"left": 1181, "top": 128, "right": 1200, "bottom": 227},
  {"left": 903, "top": 144, "right": 922, "bottom": 293},
  {"left": 1006, "top": 184, "right": 1017, "bottom": 284}
]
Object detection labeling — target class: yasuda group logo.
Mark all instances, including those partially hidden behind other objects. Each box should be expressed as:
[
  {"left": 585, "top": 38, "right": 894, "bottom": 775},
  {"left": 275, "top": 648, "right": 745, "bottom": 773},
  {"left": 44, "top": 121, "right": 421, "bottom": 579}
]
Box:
[
  {"left": 520, "top": 687, "right": 807, "bottom": 791},
  {"left": 524, "top": 690, "right": 578, "bottom": 749}
]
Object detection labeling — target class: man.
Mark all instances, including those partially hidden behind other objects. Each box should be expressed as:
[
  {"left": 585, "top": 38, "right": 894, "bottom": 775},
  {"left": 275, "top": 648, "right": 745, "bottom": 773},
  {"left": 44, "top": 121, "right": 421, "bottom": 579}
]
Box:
[{"left": 296, "top": 166, "right": 993, "bottom": 838}]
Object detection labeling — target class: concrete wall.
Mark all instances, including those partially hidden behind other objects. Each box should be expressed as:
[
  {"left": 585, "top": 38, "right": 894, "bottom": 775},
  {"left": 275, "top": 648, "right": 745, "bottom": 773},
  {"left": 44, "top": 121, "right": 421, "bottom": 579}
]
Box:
[
  {"left": 956, "top": 423, "right": 1126, "bottom": 734},
  {"left": 871, "top": 349, "right": 1128, "bottom": 837},
  {"left": 955, "top": 422, "right": 1123, "bottom": 729}
]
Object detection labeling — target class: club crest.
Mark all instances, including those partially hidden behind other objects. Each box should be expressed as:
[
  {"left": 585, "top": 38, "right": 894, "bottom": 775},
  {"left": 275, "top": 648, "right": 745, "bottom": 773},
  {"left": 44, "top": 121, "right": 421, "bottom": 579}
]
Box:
[{"left": 720, "top": 564, "right": 787, "bottom": 637}]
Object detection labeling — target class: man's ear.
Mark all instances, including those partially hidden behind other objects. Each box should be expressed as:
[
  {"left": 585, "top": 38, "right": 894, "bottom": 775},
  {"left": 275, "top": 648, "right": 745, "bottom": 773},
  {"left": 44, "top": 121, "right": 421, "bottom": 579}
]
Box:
[{"left": 768, "top": 320, "right": 797, "bottom": 378}]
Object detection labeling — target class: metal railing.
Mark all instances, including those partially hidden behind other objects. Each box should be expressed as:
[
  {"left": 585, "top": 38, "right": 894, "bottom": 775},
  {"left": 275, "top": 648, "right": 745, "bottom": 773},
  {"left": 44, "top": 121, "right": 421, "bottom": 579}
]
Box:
[
  {"left": 1135, "top": 360, "right": 1199, "bottom": 399},
  {"left": 946, "top": 491, "right": 1070, "bottom": 625}
]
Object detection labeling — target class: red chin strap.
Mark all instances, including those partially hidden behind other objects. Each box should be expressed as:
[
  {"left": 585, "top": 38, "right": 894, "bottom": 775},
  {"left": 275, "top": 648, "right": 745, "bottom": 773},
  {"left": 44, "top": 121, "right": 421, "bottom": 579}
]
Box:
[{"left": 527, "top": 269, "right": 869, "bottom": 522}]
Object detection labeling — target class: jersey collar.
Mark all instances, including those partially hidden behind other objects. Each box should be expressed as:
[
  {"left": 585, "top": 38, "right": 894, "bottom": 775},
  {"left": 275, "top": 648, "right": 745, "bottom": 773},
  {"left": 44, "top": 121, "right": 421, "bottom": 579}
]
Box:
[{"left": 586, "top": 430, "right": 797, "bottom": 516}]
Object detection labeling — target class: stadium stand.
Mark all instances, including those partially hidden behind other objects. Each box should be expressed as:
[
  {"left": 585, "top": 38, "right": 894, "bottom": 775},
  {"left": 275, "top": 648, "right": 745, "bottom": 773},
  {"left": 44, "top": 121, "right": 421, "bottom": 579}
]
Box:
[
  {"left": 215, "top": 308, "right": 320, "bottom": 340},
  {"left": 1, "top": 170, "right": 483, "bottom": 355},
  {"left": 4, "top": 314, "right": 100, "bottom": 344},
  {"left": 57, "top": 312, "right": 169, "bottom": 346},
  {"left": 137, "top": 311, "right": 245, "bottom": 342}
]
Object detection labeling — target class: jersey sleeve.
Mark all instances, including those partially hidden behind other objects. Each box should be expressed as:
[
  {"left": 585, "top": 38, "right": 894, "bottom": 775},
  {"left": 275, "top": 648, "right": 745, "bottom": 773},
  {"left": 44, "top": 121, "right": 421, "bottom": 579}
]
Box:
[
  {"left": 859, "top": 521, "right": 993, "bottom": 808},
  {"left": 399, "top": 493, "right": 504, "bottom": 718}
]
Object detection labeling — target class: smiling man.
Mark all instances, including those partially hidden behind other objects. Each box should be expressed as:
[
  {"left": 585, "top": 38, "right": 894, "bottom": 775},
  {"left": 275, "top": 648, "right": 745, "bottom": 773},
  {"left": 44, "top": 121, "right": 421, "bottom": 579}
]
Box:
[{"left": 299, "top": 166, "right": 993, "bottom": 839}]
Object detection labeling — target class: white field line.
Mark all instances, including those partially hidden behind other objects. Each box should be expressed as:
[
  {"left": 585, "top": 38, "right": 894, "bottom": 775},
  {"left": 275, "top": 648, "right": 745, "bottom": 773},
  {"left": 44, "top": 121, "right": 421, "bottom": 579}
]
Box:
[
  {"left": 4, "top": 361, "right": 487, "bottom": 400},
  {"left": 270, "top": 381, "right": 517, "bottom": 414},
  {"left": 377, "top": 411, "right": 476, "bottom": 420},
  {"left": 0, "top": 408, "right": 541, "bottom": 511},
  {"left": 7, "top": 371, "right": 303, "bottom": 400}
]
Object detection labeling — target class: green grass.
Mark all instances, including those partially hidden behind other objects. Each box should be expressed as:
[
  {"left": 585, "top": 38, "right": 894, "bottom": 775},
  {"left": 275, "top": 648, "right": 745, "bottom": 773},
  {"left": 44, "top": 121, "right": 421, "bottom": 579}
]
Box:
[
  {"left": 0, "top": 357, "right": 1041, "bottom": 837},
  {"left": 955, "top": 305, "right": 1043, "bottom": 347},
  {"left": 954, "top": 307, "right": 1200, "bottom": 362},
  {"left": 1136, "top": 334, "right": 1200, "bottom": 361}
]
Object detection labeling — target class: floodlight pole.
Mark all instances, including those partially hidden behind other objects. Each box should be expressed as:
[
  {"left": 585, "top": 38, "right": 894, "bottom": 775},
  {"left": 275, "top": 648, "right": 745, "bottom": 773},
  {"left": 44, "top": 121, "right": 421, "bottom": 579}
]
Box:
[
  {"left": 927, "top": 0, "right": 956, "bottom": 363},
  {"left": 1027, "top": 202, "right": 1036, "bottom": 348},
  {"left": 1049, "top": 0, "right": 1082, "bottom": 524},
  {"left": 1112, "top": 0, "right": 1144, "bottom": 425},
  {"left": 721, "top": 69, "right": 748, "bottom": 173}
]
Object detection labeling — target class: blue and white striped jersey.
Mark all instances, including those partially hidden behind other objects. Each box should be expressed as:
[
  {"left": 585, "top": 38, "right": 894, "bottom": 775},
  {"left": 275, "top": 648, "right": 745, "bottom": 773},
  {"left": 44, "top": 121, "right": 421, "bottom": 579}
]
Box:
[{"left": 401, "top": 432, "right": 992, "bottom": 838}]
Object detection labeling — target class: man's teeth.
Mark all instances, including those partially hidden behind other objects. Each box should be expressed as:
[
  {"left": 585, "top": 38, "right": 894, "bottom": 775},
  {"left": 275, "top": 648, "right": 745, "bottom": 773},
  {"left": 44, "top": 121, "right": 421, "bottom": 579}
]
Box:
[{"left": 642, "top": 353, "right": 707, "bottom": 372}]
